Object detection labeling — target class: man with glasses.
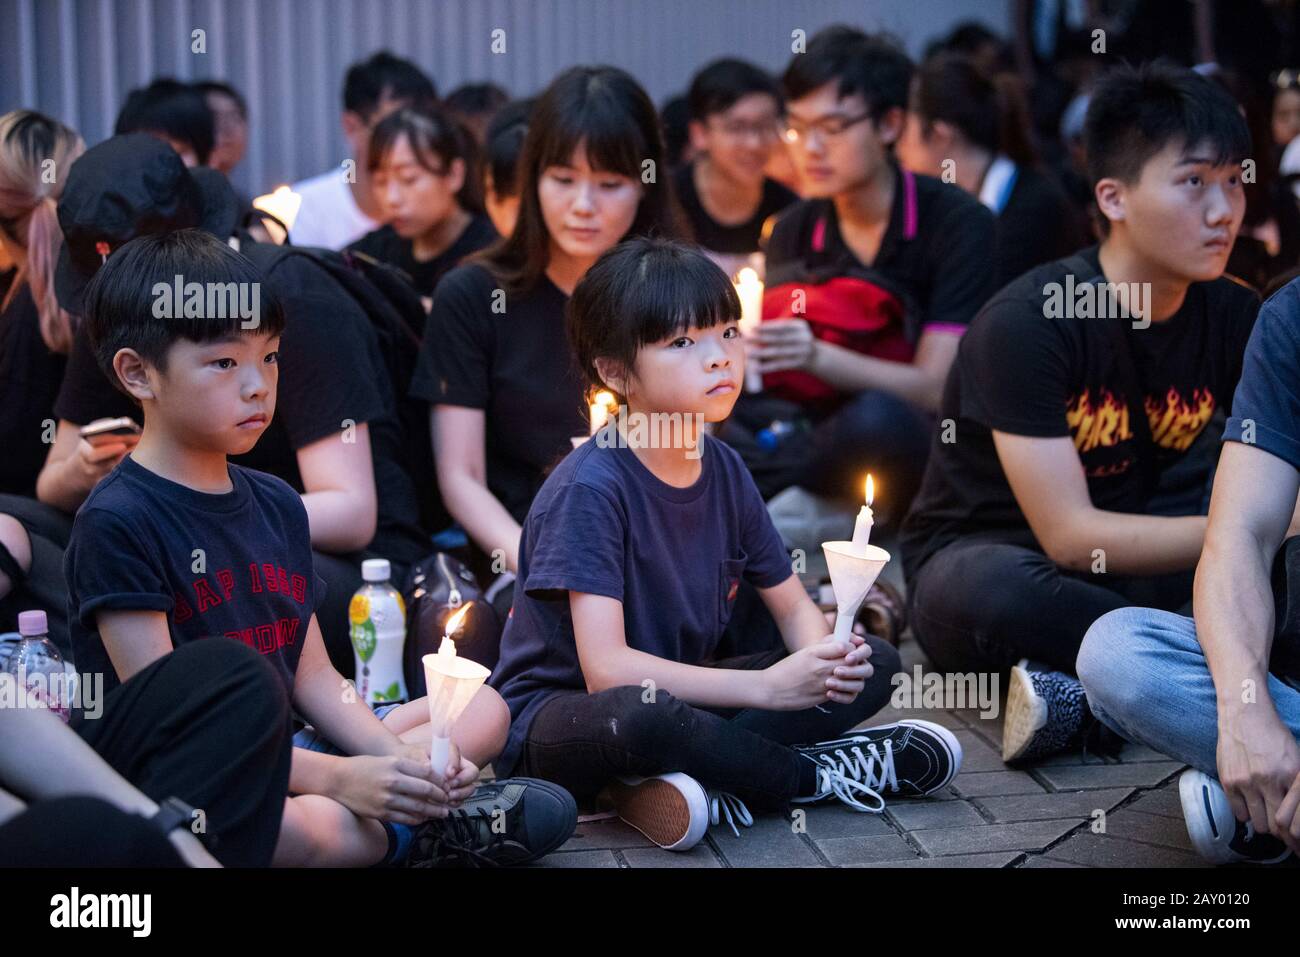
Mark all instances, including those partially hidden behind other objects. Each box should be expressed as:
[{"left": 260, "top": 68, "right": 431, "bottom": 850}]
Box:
[
  {"left": 673, "top": 58, "right": 798, "bottom": 276},
  {"left": 722, "top": 26, "right": 995, "bottom": 520}
]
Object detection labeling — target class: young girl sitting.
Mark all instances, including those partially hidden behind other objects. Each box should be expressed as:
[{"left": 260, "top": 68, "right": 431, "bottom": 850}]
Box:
[
  {"left": 349, "top": 106, "right": 497, "bottom": 299},
  {"left": 489, "top": 238, "right": 962, "bottom": 851}
]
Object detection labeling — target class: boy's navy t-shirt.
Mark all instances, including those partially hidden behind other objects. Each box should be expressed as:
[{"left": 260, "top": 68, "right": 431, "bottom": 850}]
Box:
[
  {"left": 64, "top": 455, "right": 327, "bottom": 708},
  {"left": 490, "top": 430, "right": 793, "bottom": 776}
]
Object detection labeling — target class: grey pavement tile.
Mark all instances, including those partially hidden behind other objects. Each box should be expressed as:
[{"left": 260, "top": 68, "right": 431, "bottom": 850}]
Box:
[
  {"left": 951, "top": 730, "right": 1010, "bottom": 773},
  {"left": 797, "top": 806, "right": 896, "bottom": 838},
  {"left": 1036, "top": 762, "right": 1185, "bottom": 790},
  {"left": 886, "top": 799, "right": 987, "bottom": 830},
  {"left": 532, "top": 849, "right": 622, "bottom": 868},
  {"left": 1045, "top": 832, "right": 1206, "bottom": 868},
  {"left": 867, "top": 852, "right": 1022, "bottom": 868},
  {"left": 1099, "top": 809, "right": 1194, "bottom": 851},
  {"left": 623, "top": 845, "right": 722, "bottom": 867},
  {"left": 1018, "top": 855, "right": 1089, "bottom": 868},
  {"left": 557, "top": 819, "right": 653, "bottom": 851},
  {"left": 817, "top": 834, "right": 919, "bottom": 865},
  {"left": 910, "top": 819, "right": 1079, "bottom": 856},
  {"left": 1116, "top": 742, "right": 1178, "bottom": 763},
  {"left": 951, "top": 770, "right": 1047, "bottom": 797},
  {"left": 710, "top": 815, "right": 823, "bottom": 868},
  {"left": 976, "top": 788, "right": 1134, "bottom": 824},
  {"left": 1126, "top": 786, "right": 1186, "bottom": 820}
]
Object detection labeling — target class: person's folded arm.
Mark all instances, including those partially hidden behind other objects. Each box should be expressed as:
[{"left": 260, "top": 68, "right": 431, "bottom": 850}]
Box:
[
  {"left": 806, "top": 327, "right": 961, "bottom": 412},
  {"left": 993, "top": 430, "right": 1206, "bottom": 575},
  {"left": 295, "top": 424, "right": 378, "bottom": 553},
  {"left": 1194, "top": 440, "right": 1300, "bottom": 848},
  {"left": 432, "top": 404, "right": 522, "bottom": 571},
  {"left": 570, "top": 591, "right": 767, "bottom": 709},
  {"left": 758, "top": 573, "right": 833, "bottom": 652}
]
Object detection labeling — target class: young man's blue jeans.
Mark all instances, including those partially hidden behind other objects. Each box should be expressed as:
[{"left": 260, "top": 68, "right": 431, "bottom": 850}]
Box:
[{"left": 1078, "top": 606, "right": 1300, "bottom": 774}]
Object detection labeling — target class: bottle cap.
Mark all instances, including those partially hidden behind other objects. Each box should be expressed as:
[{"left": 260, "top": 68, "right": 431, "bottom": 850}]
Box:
[
  {"left": 17, "top": 610, "right": 48, "bottom": 637},
  {"left": 361, "top": 558, "right": 391, "bottom": 583}
]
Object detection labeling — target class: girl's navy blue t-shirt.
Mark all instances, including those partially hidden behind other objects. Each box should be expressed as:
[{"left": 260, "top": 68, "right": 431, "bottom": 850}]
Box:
[
  {"left": 490, "top": 429, "right": 793, "bottom": 775},
  {"left": 64, "top": 455, "right": 326, "bottom": 709}
]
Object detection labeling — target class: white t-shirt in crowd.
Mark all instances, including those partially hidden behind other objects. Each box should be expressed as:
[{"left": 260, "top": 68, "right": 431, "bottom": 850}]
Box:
[{"left": 288, "top": 168, "right": 380, "bottom": 249}]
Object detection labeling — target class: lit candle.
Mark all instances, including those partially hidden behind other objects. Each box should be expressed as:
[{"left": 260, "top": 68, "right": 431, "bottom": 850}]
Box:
[
  {"left": 425, "top": 603, "right": 488, "bottom": 778},
  {"left": 438, "top": 603, "right": 471, "bottom": 656},
  {"left": 251, "top": 185, "right": 303, "bottom": 237},
  {"left": 589, "top": 390, "right": 615, "bottom": 435},
  {"left": 850, "top": 475, "right": 875, "bottom": 554},
  {"left": 734, "top": 267, "right": 765, "bottom": 393}
]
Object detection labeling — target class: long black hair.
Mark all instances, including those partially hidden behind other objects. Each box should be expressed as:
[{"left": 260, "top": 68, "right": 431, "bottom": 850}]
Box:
[{"left": 470, "top": 65, "right": 683, "bottom": 297}]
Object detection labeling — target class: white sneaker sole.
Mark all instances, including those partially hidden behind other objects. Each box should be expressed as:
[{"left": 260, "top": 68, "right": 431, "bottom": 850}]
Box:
[
  {"left": 897, "top": 719, "right": 964, "bottom": 793},
  {"left": 609, "top": 772, "right": 709, "bottom": 852},
  {"left": 1001, "top": 660, "right": 1046, "bottom": 764}
]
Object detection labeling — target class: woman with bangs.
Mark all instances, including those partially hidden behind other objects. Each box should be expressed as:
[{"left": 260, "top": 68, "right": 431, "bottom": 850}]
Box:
[
  {"left": 348, "top": 106, "right": 497, "bottom": 300},
  {"left": 410, "top": 65, "right": 681, "bottom": 586}
]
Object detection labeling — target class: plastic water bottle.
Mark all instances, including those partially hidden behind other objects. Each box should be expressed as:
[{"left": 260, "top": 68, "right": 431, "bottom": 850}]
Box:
[
  {"left": 349, "top": 559, "right": 408, "bottom": 705},
  {"left": 3, "top": 610, "right": 70, "bottom": 721}
]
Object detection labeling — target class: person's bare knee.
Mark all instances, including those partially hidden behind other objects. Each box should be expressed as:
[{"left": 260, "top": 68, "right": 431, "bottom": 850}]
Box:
[{"left": 0, "top": 514, "right": 32, "bottom": 598}]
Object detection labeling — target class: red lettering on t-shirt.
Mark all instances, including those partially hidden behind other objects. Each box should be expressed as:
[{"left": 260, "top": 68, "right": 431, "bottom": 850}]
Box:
[
  {"left": 291, "top": 574, "right": 306, "bottom": 604},
  {"left": 262, "top": 564, "right": 279, "bottom": 593},
  {"left": 255, "top": 623, "right": 276, "bottom": 653},
  {"left": 276, "top": 566, "right": 291, "bottom": 596},
  {"left": 217, "top": 568, "right": 235, "bottom": 600},
  {"left": 275, "top": 617, "right": 301, "bottom": 647},
  {"left": 248, "top": 563, "right": 263, "bottom": 593},
  {"left": 194, "top": 578, "right": 222, "bottom": 613},
  {"left": 174, "top": 593, "right": 194, "bottom": 625}
]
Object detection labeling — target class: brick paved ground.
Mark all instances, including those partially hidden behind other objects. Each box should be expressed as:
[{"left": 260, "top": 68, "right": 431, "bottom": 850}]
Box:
[{"left": 530, "top": 630, "right": 1210, "bottom": 868}]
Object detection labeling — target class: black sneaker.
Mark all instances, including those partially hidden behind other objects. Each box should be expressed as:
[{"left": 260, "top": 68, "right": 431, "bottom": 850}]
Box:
[
  {"left": 407, "top": 777, "right": 577, "bottom": 867},
  {"left": 792, "top": 719, "right": 963, "bottom": 812},
  {"left": 1002, "top": 659, "right": 1090, "bottom": 764},
  {"left": 1179, "top": 769, "right": 1293, "bottom": 865}
]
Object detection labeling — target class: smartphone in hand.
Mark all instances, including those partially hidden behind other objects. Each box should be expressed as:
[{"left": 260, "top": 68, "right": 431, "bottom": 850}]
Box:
[{"left": 78, "top": 417, "right": 142, "bottom": 447}]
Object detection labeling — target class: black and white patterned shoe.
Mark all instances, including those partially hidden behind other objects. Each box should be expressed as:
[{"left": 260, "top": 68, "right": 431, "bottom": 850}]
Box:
[
  {"left": 1179, "top": 769, "right": 1293, "bottom": 865},
  {"left": 1002, "top": 660, "right": 1088, "bottom": 765},
  {"left": 792, "top": 720, "right": 963, "bottom": 813}
]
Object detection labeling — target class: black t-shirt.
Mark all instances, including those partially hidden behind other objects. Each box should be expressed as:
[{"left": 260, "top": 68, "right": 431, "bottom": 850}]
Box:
[
  {"left": 994, "top": 166, "right": 1087, "bottom": 289},
  {"left": 900, "top": 247, "right": 1260, "bottom": 580},
  {"left": 409, "top": 263, "right": 587, "bottom": 525},
  {"left": 0, "top": 277, "right": 66, "bottom": 497},
  {"left": 53, "top": 249, "right": 427, "bottom": 565},
  {"left": 65, "top": 455, "right": 326, "bottom": 705},
  {"left": 765, "top": 164, "right": 998, "bottom": 337},
  {"left": 673, "top": 163, "right": 798, "bottom": 255},
  {"left": 348, "top": 214, "right": 498, "bottom": 298}
]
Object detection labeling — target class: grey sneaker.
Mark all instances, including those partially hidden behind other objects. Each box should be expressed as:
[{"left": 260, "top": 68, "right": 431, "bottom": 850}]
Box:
[{"left": 407, "top": 777, "right": 577, "bottom": 867}]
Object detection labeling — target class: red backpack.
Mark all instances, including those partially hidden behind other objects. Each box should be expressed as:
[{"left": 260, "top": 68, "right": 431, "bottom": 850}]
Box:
[{"left": 760, "top": 170, "right": 921, "bottom": 409}]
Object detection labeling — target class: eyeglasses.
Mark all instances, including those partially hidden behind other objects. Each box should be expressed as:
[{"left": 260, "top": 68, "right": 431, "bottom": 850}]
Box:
[
  {"left": 780, "top": 111, "right": 874, "bottom": 144},
  {"left": 710, "top": 118, "right": 780, "bottom": 141}
]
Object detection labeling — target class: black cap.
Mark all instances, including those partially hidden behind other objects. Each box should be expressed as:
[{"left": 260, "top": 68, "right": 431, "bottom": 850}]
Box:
[{"left": 55, "top": 133, "right": 241, "bottom": 314}]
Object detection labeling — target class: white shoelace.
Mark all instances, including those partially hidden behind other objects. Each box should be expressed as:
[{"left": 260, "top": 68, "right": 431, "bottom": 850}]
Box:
[
  {"left": 707, "top": 790, "right": 754, "bottom": 837},
  {"left": 807, "top": 741, "right": 898, "bottom": 813}
]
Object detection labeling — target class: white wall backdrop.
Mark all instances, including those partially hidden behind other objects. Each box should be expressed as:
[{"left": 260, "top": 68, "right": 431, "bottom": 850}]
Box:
[{"left": 0, "top": 0, "right": 1011, "bottom": 196}]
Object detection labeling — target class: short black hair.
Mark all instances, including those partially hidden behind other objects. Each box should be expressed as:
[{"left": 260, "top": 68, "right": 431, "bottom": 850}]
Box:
[
  {"left": 367, "top": 106, "right": 482, "bottom": 210},
  {"left": 194, "top": 80, "right": 248, "bottom": 118},
  {"left": 115, "top": 79, "right": 215, "bottom": 165},
  {"left": 444, "top": 83, "right": 509, "bottom": 120},
  {"left": 1084, "top": 61, "right": 1251, "bottom": 188},
  {"left": 83, "top": 229, "right": 285, "bottom": 391},
  {"left": 484, "top": 98, "right": 533, "bottom": 197},
  {"left": 687, "top": 58, "right": 782, "bottom": 121},
  {"left": 782, "top": 26, "right": 914, "bottom": 120},
  {"left": 342, "top": 51, "right": 437, "bottom": 120},
  {"left": 659, "top": 94, "right": 692, "bottom": 168},
  {"left": 567, "top": 237, "right": 739, "bottom": 401}
]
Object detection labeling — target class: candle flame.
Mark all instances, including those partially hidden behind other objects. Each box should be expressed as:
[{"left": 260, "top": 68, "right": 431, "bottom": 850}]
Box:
[
  {"left": 252, "top": 185, "right": 303, "bottom": 232},
  {"left": 736, "top": 266, "right": 760, "bottom": 287},
  {"left": 865, "top": 474, "right": 874, "bottom": 506},
  {"left": 594, "top": 390, "right": 616, "bottom": 410},
  {"left": 443, "top": 603, "right": 471, "bottom": 639}
]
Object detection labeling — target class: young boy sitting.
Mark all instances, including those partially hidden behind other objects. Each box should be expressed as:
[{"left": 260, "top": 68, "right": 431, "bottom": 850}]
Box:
[
  {"left": 489, "top": 237, "right": 962, "bottom": 852},
  {"left": 63, "top": 229, "right": 576, "bottom": 867}
]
